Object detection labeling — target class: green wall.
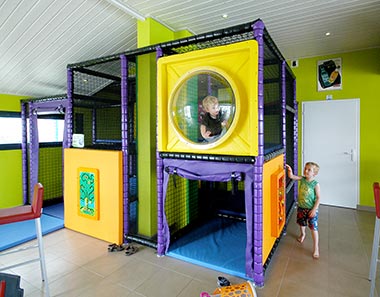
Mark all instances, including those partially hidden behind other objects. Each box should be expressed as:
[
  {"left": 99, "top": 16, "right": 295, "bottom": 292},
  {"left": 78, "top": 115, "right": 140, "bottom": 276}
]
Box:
[
  {"left": 0, "top": 94, "right": 27, "bottom": 207},
  {"left": 136, "top": 18, "right": 193, "bottom": 237},
  {"left": 290, "top": 48, "right": 380, "bottom": 207}
]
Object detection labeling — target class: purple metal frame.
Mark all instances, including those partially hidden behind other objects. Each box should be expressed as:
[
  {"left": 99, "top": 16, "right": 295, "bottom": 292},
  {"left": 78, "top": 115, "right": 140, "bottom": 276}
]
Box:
[
  {"left": 21, "top": 68, "right": 74, "bottom": 203},
  {"left": 22, "top": 98, "right": 71, "bottom": 203}
]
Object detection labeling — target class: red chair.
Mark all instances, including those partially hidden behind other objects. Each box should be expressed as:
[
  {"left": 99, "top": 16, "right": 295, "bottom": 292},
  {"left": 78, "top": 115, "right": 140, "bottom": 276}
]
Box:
[
  {"left": 369, "top": 182, "right": 380, "bottom": 297},
  {"left": 0, "top": 183, "right": 49, "bottom": 297},
  {"left": 0, "top": 280, "right": 5, "bottom": 297}
]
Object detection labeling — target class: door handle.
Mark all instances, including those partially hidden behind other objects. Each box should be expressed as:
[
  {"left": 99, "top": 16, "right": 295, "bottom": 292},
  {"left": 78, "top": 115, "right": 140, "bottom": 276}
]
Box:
[{"left": 343, "top": 149, "right": 356, "bottom": 162}]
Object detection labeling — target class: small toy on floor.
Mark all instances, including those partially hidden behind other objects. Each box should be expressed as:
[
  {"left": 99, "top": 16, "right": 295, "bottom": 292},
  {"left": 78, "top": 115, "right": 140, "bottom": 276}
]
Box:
[{"left": 200, "top": 277, "right": 257, "bottom": 297}]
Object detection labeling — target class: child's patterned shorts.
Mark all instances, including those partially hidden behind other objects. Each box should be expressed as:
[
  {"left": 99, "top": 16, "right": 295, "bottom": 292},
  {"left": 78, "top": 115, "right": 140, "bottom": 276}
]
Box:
[{"left": 297, "top": 207, "right": 318, "bottom": 231}]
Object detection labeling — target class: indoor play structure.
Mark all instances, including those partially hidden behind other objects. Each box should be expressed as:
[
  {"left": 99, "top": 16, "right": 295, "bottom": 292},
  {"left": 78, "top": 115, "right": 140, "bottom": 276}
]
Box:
[
  {"left": 156, "top": 19, "right": 297, "bottom": 287},
  {"left": 20, "top": 19, "right": 297, "bottom": 287}
]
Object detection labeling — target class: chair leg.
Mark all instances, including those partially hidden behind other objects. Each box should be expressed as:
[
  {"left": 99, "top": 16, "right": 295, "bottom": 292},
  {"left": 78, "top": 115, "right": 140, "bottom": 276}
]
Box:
[
  {"left": 369, "top": 217, "right": 380, "bottom": 297},
  {"left": 35, "top": 218, "right": 50, "bottom": 297}
]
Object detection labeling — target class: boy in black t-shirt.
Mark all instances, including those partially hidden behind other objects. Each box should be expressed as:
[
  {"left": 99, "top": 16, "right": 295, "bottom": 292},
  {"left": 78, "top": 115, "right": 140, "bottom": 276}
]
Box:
[{"left": 200, "top": 96, "right": 227, "bottom": 142}]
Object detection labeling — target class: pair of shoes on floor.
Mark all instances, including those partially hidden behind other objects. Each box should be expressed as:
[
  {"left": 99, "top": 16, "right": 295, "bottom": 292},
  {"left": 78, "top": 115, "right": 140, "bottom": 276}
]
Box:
[
  {"left": 108, "top": 243, "right": 124, "bottom": 252},
  {"left": 125, "top": 244, "right": 138, "bottom": 256}
]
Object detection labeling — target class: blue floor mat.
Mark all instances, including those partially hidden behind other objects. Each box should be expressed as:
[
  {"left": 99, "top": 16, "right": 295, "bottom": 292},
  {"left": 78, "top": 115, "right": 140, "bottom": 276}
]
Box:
[
  {"left": 167, "top": 217, "right": 248, "bottom": 279},
  {"left": 0, "top": 214, "right": 64, "bottom": 251},
  {"left": 43, "top": 202, "right": 64, "bottom": 219}
]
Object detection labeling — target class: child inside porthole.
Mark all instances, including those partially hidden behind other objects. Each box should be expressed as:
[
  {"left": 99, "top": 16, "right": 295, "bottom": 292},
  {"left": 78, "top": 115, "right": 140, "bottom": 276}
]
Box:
[{"left": 200, "top": 95, "right": 228, "bottom": 142}]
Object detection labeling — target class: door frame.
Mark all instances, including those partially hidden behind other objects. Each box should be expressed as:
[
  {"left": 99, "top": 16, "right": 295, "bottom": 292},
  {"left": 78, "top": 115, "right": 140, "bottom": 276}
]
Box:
[{"left": 301, "top": 98, "right": 360, "bottom": 208}]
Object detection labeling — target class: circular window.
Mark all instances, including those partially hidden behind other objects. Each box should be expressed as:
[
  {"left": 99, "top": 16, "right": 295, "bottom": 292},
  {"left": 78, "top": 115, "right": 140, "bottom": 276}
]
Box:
[{"left": 170, "top": 68, "right": 236, "bottom": 148}]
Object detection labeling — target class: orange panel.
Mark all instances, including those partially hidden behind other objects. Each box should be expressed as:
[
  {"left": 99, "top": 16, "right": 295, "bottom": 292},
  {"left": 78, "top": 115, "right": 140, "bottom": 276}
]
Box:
[{"left": 262, "top": 154, "right": 285, "bottom": 262}]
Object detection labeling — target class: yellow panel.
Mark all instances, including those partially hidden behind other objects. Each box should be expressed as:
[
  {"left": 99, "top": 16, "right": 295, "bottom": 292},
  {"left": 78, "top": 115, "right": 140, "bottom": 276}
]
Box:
[
  {"left": 64, "top": 149, "right": 123, "bottom": 244},
  {"left": 158, "top": 40, "right": 258, "bottom": 156},
  {"left": 262, "top": 154, "right": 285, "bottom": 262}
]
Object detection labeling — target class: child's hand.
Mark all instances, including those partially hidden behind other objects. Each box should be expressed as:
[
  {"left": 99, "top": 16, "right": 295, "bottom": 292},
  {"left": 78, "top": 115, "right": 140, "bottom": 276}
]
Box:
[
  {"left": 309, "top": 208, "right": 317, "bottom": 218},
  {"left": 285, "top": 164, "right": 301, "bottom": 181},
  {"left": 221, "top": 120, "right": 227, "bottom": 127},
  {"left": 285, "top": 164, "right": 294, "bottom": 178},
  {"left": 204, "top": 130, "right": 212, "bottom": 138}
]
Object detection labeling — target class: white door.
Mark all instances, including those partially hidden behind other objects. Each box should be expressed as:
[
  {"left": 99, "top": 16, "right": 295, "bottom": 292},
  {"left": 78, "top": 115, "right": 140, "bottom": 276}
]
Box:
[{"left": 302, "top": 99, "right": 360, "bottom": 208}]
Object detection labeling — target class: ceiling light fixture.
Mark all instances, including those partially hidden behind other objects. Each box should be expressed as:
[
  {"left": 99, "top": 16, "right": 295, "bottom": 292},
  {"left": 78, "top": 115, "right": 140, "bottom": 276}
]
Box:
[
  {"left": 222, "top": 14, "right": 228, "bottom": 19},
  {"left": 325, "top": 32, "right": 331, "bottom": 36}
]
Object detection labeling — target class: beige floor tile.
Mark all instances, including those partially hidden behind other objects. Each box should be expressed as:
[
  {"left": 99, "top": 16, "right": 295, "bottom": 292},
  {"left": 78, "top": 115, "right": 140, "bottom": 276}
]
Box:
[
  {"left": 82, "top": 250, "right": 134, "bottom": 277},
  {"left": 177, "top": 279, "right": 217, "bottom": 297},
  {"left": 104, "top": 257, "right": 161, "bottom": 291},
  {"left": 76, "top": 277, "right": 133, "bottom": 297},
  {"left": 47, "top": 266, "right": 104, "bottom": 296},
  {"left": 328, "top": 267, "right": 373, "bottom": 297},
  {"left": 278, "top": 278, "right": 329, "bottom": 297},
  {"left": 134, "top": 267, "right": 192, "bottom": 297}
]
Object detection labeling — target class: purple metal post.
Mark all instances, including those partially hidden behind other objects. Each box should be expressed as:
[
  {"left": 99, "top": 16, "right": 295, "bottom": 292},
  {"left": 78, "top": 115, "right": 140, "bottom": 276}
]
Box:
[
  {"left": 156, "top": 46, "right": 166, "bottom": 256},
  {"left": 66, "top": 68, "right": 74, "bottom": 148},
  {"left": 92, "top": 109, "right": 96, "bottom": 145},
  {"left": 120, "top": 54, "right": 130, "bottom": 242},
  {"left": 21, "top": 102, "right": 28, "bottom": 204},
  {"left": 251, "top": 19, "right": 265, "bottom": 287},
  {"left": 293, "top": 79, "right": 299, "bottom": 202},
  {"left": 281, "top": 62, "right": 286, "bottom": 164},
  {"left": 28, "top": 102, "right": 39, "bottom": 203}
]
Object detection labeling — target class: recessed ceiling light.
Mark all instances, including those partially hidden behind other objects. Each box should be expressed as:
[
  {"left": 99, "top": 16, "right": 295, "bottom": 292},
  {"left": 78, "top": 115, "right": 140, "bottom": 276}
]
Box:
[
  {"left": 325, "top": 32, "right": 331, "bottom": 36},
  {"left": 222, "top": 14, "right": 228, "bottom": 19}
]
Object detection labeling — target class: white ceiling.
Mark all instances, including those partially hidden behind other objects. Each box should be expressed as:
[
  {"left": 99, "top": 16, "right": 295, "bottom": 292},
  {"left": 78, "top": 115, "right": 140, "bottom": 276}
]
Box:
[{"left": 0, "top": 0, "right": 379, "bottom": 98}]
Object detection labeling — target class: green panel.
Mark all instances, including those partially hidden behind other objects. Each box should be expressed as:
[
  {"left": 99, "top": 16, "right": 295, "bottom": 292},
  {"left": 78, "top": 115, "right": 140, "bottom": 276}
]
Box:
[
  {"left": 0, "top": 94, "right": 26, "bottom": 112},
  {"left": 0, "top": 94, "right": 26, "bottom": 206},
  {"left": 290, "top": 48, "right": 380, "bottom": 207},
  {"left": 0, "top": 150, "right": 23, "bottom": 207}
]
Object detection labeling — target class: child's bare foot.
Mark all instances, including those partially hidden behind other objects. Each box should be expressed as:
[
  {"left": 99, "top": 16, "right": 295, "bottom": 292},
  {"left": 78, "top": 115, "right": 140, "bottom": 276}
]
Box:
[
  {"left": 312, "top": 250, "right": 319, "bottom": 259},
  {"left": 297, "top": 234, "right": 305, "bottom": 243}
]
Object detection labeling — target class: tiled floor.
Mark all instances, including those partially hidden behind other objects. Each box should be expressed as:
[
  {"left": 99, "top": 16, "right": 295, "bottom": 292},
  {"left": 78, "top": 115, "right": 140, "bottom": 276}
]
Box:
[{"left": 0, "top": 205, "right": 379, "bottom": 296}]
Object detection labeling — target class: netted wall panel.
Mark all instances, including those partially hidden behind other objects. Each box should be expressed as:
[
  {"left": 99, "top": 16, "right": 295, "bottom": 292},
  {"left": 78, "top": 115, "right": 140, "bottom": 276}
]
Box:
[
  {"left": 285, "top": 70, "right": 296, "bottom": 183},
  {"left": 95, "top": 107, "right": 121, "bottom": 141},
  {"left": 264, "top": 62, "right": 282, "bottom": 151},
  {"left": 70, "top": 58, "right": 138, "bottom": 151},
  {"left": 38, "top": 147, "right": 63, "bottom": 201},
  {"left": 165, "top": 176, "right": 200, "bottom": 237}
]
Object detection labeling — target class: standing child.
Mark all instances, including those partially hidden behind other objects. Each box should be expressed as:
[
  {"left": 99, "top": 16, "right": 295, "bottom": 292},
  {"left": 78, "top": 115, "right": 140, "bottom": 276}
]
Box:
[
  {"left": 286, "top": 162, "right": 321, "bottom": 259},
  {"left": 200, "top": 95, "right": 227, "bottom": 142}
]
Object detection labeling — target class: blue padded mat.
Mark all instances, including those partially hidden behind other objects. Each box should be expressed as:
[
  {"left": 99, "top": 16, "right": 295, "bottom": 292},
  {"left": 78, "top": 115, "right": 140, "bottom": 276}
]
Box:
[
  {"left": 0, "top": 214, "right": 64, "bottom": 251},
  {"left": 43, "top": 202, "right": 64, "bottom": 219},
  {"left": 167, "top": 217, "right": 247, "bottom": 279}
]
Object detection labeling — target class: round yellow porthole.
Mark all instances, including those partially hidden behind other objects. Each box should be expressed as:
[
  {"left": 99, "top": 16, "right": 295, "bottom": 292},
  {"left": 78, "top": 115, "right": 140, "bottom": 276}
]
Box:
[{"left": 168, "top": 67, "right": 239, "bottom": 150}]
